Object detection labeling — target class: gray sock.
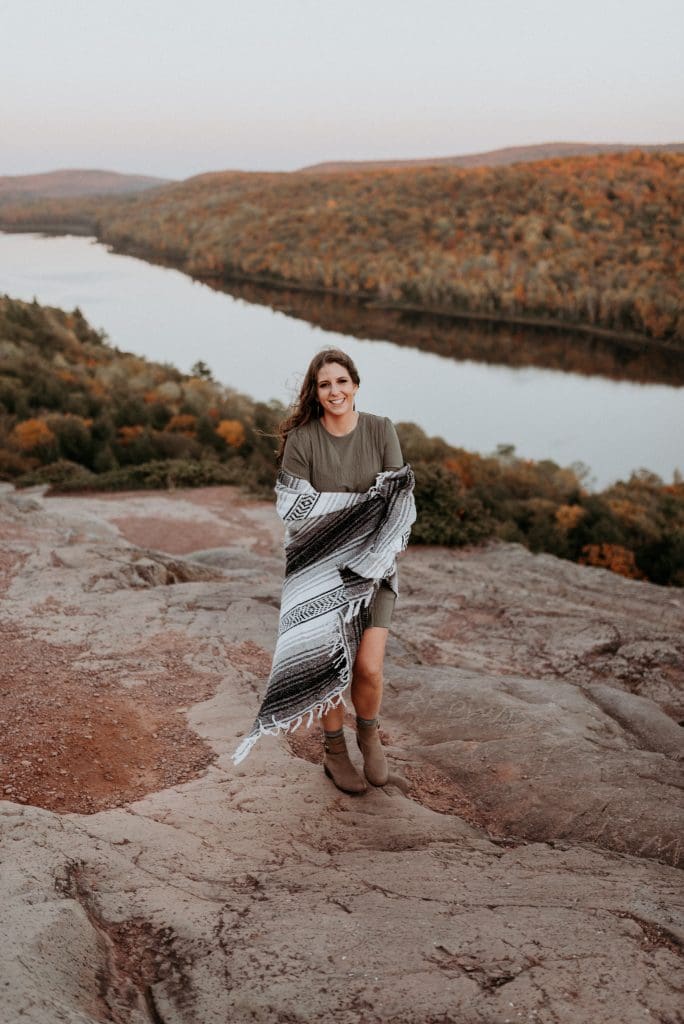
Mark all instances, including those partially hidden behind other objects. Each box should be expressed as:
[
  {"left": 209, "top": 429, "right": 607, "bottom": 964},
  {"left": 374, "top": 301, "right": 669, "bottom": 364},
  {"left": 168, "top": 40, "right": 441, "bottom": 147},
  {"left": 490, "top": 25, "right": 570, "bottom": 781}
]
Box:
[
  {"left": 324, "top": 727, "right": 345, "bottom": 740},
  {"left": 356, "top": 716, "right": 378, "bottom": 729}
]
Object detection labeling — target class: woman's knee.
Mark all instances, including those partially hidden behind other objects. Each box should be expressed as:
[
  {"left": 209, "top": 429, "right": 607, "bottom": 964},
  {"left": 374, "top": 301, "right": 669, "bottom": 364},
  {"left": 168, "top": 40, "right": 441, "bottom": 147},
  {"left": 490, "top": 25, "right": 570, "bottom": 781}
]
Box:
[
  {"left": 353, "top": 626, "right": 387, "bottom": 690},
  {"left": 353, "top": 659, "right": 383, "bottom": 689}
]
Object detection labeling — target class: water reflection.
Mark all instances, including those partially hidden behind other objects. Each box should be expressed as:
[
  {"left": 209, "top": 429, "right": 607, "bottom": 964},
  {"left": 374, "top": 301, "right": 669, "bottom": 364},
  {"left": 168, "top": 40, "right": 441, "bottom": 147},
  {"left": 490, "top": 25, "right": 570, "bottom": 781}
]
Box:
[{"left": 207, "top": 278, "right": 684, "bottom": 387}]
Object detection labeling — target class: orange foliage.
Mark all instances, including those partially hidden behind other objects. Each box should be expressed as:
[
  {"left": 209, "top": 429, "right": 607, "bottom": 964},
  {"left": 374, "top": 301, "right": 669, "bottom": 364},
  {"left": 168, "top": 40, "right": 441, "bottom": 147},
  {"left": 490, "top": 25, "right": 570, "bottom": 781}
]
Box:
[
  {"left": 555, "top": 503, "right": 586, "bottom": 531},
  {"left": 55, "top": 370, "right": 78, "bottom": 384},
  {"left": 216, "top": 419, "right": 246, "bottom": 448},
  {"left": 165, "top": 414, "right": 197, "bottom": 437},
  {"left": 444, "top": 455, "right": 476, "bottom": 488},
  {"left": 607, "top": 497, "right": 648, "bottom": 528},
  {"left": 11, "top": 419, "right": 56, "bottom": 451},
  {"left": 117, "top": 425, "right": 145, "bottom": 445},
  {"left": 579, "top": 543, "right": 645, "bottom": 580}
]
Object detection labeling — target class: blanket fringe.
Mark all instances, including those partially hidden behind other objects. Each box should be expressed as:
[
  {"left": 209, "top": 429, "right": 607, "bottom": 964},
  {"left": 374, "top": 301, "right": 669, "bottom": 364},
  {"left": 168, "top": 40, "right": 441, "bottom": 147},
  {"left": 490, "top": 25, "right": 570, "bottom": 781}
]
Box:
[
  {"left": 232, "top": 732, "right": 260, "bottom": 765},
  {"left": 232, "top": 689, "right": 348, "bottom": 766},
  {"left": 343, "top": 586, "right": 376, "bottom": 625}
]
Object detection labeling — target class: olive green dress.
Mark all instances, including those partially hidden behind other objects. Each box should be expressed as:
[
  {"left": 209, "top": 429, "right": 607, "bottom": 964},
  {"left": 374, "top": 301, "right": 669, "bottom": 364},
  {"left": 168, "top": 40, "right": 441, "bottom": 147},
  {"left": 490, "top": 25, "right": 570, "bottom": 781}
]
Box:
[{"left": 282, "top": 412, "right": 404, "bottom": 628}]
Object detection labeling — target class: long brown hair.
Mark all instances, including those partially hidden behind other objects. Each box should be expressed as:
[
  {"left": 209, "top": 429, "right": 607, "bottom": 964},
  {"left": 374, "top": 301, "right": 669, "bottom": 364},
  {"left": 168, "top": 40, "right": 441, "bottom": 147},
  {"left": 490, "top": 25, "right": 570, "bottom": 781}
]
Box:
[{"left": 277, "top": 348, "right": 361, "bottom": 461}]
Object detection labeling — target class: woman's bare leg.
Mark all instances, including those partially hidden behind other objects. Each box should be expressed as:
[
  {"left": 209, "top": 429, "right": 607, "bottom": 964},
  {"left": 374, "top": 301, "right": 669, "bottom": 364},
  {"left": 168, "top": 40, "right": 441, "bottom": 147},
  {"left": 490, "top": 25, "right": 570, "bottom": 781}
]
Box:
[
  {"left": 320, "top": 626, "right": 389, "bottom": 730},
  {"left": 320, "top": 626, "right": 389, "bottom": 790},
  {"left": 321, "top": 704, "right": 344, "bottom": 732},
  {"left": 351, "top": 627, "right": 390, "bottom": 784},
  {"left": 320, "top": 637, "right": 374, "bottom": 793},
  {"left": 350, "top": 626, "right": 389, "bottom": 716}
]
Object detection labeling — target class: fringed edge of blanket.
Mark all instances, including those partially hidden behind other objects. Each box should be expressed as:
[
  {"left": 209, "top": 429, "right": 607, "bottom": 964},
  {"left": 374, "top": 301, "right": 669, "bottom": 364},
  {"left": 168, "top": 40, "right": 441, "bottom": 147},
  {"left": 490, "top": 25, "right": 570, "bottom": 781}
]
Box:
[
  {"left": 232, "top": 582, "right": 378, "bottom": 766},
  {"left": 232, "top": 687, "right": 348, "bottom": 765}
]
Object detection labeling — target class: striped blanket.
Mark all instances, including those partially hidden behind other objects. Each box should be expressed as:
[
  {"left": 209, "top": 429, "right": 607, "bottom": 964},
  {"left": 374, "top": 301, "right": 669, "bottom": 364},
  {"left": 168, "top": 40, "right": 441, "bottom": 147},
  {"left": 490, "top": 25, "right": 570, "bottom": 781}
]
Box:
[{"left": 232, "top": 464, "right": 416, "bottom": 764}]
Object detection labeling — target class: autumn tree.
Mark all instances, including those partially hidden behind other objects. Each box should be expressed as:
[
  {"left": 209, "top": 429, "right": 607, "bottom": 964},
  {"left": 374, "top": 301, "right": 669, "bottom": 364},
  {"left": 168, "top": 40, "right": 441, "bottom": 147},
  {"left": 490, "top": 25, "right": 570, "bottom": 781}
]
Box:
[{"left": 215, "top": 419, "right": 246, "bottom": 448}]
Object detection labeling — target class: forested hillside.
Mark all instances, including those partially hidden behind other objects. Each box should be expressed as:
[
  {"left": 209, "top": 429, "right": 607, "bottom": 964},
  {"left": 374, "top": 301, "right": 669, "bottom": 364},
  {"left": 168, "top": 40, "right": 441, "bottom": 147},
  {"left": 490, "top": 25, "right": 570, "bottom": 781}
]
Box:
[
  {"left": 1, "top": 296, "right": 682, "bottom": 585},
  {"left": 0, "top": 295, "right": 281, "bottom": 494},
  {"left": 1, "top": 151, "right": 681, "bottom": 345}
]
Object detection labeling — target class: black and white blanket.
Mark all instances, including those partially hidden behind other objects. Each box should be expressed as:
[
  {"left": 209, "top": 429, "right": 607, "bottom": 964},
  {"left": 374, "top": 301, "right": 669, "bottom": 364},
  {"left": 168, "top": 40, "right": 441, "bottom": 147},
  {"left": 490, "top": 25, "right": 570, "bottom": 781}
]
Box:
[{"left": 232, "top": 464, "right": 416, "bottom": 764}]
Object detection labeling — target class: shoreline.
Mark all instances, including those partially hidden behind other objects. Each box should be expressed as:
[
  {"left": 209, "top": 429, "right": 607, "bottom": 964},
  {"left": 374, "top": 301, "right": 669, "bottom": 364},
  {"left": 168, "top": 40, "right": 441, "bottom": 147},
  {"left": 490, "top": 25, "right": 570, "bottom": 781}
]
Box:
[{"left": 1, "top": 222, "right": 677, "bottom": 355}]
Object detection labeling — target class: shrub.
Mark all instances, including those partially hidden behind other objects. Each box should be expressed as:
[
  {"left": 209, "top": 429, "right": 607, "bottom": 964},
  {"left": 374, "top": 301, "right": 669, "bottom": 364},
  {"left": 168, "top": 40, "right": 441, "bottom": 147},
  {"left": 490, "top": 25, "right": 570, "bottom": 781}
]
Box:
[
  {"left": 46, "top": 413, "right": 95, "bottom": 468},
  {"left": 113, "top": 427, "right": 159, "bottom": 465},
  {"left": 410, "top": 462, "right": 494, "bottom": 546},
  {"left": 93, "top": 445, "right": 117, "bottom": 473},
  {"left": 0, "top": 449, "right": 33, "bottom": 479},
  {"left": 16, "top": 459, "right": 96, "bottom": 489},
  {"left": 0, "top": 378, "right": 29, "bottom": 417},
  {"left": 46, "top": 458, "right": 244, "bottom": 493},
  {"left": 113, "top": 397, "right": 151, "bottom": 428},
  {"left": 635, "top": 530, "right": 684, "bottom": 586}
]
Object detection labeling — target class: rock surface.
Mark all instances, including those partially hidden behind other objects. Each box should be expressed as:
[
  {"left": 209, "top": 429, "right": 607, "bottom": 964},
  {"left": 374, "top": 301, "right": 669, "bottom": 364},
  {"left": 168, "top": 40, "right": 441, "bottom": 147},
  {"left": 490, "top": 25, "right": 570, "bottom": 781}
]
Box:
[{"left": 1, "top": 483, "right": 682, "bottom": 1024}]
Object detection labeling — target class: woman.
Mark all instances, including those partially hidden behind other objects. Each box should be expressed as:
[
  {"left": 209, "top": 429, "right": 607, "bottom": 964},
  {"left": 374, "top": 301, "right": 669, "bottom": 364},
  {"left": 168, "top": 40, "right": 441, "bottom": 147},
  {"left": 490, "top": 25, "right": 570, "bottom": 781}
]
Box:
[{"left": 233, "top": 348, "right": 415, "bottom": 795}]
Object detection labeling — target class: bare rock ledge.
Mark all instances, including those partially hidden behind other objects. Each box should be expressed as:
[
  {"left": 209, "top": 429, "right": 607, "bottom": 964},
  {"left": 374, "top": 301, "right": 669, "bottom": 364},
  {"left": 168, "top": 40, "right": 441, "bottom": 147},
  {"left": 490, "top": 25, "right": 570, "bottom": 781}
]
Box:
[{"left": 1, "top": 483, "right": 682, "bottom": 1024}]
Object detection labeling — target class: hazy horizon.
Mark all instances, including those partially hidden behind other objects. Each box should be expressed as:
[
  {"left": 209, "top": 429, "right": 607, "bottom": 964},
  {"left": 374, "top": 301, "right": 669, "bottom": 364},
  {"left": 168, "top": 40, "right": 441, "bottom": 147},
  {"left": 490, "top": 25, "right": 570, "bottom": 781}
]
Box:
[
  {"left": 3, "top": 138, "right": 684, "bottom": 183},
  {"left": 3, "top": 0, "right": 683, "bottom": 179}
]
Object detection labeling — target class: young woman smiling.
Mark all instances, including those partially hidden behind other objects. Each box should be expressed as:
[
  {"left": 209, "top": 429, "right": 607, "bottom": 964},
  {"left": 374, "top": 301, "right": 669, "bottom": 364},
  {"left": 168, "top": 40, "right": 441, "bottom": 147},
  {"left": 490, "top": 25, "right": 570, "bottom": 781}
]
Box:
[
  {"left": 275, "top": 348, "right": 410, "bottom": 793},
  {"left": 233, "top": 346, "right": 415, "bottom": 783}
]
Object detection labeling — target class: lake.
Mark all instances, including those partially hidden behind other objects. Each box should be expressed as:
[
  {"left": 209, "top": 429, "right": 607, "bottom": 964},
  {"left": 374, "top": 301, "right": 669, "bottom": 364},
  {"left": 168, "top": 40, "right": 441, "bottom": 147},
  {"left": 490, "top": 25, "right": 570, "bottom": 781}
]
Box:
[{"left": 1, "top": 230, "right": 682, "bottom": 489}]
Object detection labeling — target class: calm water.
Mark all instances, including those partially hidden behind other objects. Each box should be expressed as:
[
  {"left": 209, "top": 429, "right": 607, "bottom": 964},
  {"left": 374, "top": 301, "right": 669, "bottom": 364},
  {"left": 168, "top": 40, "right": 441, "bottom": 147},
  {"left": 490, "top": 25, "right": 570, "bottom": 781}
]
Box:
[{"left": 1, "top": 231, "right": 682, "bottom": 489}]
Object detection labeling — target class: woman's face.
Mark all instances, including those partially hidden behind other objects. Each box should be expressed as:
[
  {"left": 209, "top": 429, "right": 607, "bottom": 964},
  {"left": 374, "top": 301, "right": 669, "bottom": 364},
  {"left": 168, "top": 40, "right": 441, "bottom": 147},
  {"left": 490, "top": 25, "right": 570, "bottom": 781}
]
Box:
[{"left": 316, "top": 361, "right": 358, "bottom": 418}]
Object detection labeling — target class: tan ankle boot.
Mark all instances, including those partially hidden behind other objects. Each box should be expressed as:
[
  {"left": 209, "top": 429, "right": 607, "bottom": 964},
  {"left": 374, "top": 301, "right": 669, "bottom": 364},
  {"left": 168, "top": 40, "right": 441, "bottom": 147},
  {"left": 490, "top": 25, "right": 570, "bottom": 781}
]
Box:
[
  {"left": 356, "top": 721, "right": 389, "bottom": 786},
  {"left": 323, "top": 733, "right": 368, "bottom": 794}
]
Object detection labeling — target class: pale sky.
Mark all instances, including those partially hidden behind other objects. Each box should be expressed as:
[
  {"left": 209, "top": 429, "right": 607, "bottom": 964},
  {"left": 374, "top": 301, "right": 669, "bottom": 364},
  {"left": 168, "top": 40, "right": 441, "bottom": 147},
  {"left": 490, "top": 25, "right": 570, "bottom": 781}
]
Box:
[{"left": 2, "top": 0, "right": 683, "bottom": 179}]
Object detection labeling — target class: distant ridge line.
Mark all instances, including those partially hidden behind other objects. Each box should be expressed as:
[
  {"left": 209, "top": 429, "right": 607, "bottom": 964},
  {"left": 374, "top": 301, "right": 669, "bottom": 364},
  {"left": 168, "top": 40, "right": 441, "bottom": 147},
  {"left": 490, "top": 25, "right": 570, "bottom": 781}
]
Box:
[
  {"left": 0, "top": 169, "right": 172, "bottom": 199},
  {"left": 298, "top": 141, "right": 684, "bottom": 174}
]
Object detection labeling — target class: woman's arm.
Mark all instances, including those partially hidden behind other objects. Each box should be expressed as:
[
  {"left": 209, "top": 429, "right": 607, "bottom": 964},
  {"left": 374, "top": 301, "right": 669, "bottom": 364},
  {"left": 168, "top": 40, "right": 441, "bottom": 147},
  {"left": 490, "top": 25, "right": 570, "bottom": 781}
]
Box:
[
  {"left": 383, "top": 417, "right": 404, "bottom": 471},
  {"left": 281, "top": 429, "right": 312, "bottom": 483}
]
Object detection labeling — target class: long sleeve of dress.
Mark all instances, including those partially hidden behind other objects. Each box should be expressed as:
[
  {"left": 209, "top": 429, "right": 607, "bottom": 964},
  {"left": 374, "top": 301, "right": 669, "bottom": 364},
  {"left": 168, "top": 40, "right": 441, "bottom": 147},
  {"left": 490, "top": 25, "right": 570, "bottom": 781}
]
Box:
[
  {"left": 383, "top": 417, "right": 403, "bottom": 470},
  {"left": 281, "top": 430, "right": 311, "bottom": 482}
]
